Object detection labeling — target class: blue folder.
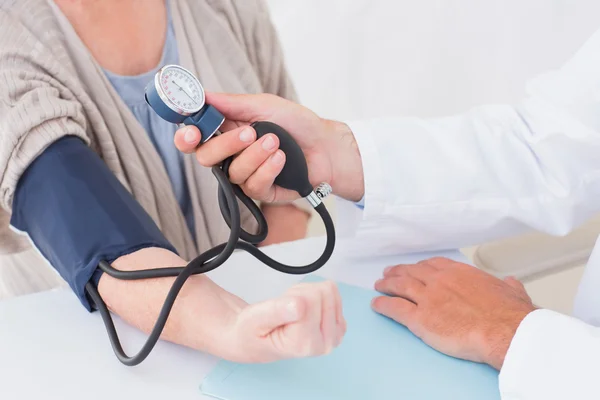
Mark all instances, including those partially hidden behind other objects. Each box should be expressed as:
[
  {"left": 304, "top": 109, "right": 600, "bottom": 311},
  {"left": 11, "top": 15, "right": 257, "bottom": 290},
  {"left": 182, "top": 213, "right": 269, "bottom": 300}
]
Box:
[{"left": 201, "top": 276, "right": 500, "bottom": 400}]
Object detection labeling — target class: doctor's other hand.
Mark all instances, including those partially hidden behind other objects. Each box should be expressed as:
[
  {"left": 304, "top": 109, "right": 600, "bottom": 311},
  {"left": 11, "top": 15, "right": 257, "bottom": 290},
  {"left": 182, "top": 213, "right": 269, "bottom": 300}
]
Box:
[
  {"left": 372, "top": 258, "right": 536, "bottom": 371},
  {"left": 173, "top": 93, "right": 365, "bottom": 203},
  {"left": 227, "top": 281, "right": 346, "bottom": 363}
]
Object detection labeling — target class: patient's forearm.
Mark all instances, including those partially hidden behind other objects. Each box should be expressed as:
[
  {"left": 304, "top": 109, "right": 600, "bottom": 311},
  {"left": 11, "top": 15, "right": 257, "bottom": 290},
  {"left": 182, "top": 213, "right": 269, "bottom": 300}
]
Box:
[
  {"left": 261, "top": 203, "right": 309, "bottom": 246},
  {"left": 97, "top": 247, "right": 247, "bottom": 358}
]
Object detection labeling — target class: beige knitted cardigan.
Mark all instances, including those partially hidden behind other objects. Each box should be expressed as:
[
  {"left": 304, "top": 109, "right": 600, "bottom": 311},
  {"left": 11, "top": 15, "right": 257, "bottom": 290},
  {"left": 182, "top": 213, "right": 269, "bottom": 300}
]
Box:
[{"left": 0, "top": 0, "right": 299, "bottom": 260}]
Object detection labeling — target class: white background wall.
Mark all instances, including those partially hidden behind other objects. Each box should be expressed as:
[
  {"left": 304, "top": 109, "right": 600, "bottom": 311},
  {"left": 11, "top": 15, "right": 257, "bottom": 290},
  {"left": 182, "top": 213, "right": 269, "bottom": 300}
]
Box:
[{"left": 266, "top": 0, "right": 600, "bottom": 121}]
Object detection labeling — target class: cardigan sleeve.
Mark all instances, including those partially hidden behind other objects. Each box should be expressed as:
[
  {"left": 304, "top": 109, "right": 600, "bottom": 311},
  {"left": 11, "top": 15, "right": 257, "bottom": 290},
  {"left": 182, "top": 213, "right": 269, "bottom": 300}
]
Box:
[
  {"left": 0, "top": 8, "right": 90, "bottom": 212},
  {"left": 10, "top": 136, "right": 176, "bottom": 311}
]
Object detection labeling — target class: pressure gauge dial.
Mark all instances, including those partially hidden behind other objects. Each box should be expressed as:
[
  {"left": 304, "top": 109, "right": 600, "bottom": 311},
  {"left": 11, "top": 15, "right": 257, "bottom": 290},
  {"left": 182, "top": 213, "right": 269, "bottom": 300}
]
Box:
[
  {"left": 146, "top": 64, "right": 225, "bottom": 143},
  {"left": 154, "top": 65, "right": 205, "bottom": 116}
]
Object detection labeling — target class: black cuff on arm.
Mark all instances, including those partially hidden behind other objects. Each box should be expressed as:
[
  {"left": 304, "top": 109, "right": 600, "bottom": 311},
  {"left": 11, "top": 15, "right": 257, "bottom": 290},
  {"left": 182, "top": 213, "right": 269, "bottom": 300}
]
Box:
[{"left": 10, "top": 136, "right": 177, "bottom": 311}]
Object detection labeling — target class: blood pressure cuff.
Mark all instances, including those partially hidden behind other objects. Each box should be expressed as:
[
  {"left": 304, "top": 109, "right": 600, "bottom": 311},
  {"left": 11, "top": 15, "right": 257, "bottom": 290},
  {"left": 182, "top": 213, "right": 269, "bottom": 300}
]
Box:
[{"left": 10, "top": 136, "right": 177, "bottom": 311}]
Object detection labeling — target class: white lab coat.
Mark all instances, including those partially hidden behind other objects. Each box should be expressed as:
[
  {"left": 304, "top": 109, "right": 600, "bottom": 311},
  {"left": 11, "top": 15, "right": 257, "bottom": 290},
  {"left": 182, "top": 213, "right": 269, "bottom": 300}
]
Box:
[{"left": 343, "top": 27, "right": 600, "bottom": 400}]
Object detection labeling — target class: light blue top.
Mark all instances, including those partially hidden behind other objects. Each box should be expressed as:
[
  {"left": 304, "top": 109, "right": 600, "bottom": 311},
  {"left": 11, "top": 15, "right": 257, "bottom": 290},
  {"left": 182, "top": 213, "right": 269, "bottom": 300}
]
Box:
[{"left": 103, "top": 6, "right": 195, "bottom": 238}]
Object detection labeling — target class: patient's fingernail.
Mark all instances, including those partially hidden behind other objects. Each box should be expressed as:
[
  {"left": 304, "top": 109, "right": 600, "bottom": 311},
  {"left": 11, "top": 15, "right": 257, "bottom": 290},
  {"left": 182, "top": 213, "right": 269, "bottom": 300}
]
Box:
[
  {"left": 239, "top": 127, "right": 255, "bottom": 143},
  {"left": 184, "top": 128, "right": 197, "bottom": 144},
  {"left": 262, "top": 135, "right": 276, "bottom": 151},
  {"left": 271, "top": 151, "right": 285, "bottom": 165},
  {"left": 384, "top": 266, "right": 393, "bottom": 275}
]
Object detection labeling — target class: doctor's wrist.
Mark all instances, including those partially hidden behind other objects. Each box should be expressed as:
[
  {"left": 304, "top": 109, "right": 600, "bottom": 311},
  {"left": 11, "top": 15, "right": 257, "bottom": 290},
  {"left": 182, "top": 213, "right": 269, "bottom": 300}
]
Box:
[
  {"left": 324, "top": 119, "right": 365, "bottom": 202},
  {"left": 479, "top": 307, "right": 536, "bottom": 370}
]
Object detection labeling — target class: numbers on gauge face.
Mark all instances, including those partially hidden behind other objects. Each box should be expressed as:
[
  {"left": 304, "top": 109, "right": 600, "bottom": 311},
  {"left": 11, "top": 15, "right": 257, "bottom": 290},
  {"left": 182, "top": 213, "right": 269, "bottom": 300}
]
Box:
[{"left": 159, "top": 66, "right": 204, "bottom": 114}]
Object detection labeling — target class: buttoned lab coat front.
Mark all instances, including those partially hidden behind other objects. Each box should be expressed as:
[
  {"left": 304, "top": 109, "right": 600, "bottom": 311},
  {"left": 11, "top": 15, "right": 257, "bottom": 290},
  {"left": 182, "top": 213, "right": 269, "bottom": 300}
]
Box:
[{"left": 342, "top": 27, "right": 600, "bottom": 400}]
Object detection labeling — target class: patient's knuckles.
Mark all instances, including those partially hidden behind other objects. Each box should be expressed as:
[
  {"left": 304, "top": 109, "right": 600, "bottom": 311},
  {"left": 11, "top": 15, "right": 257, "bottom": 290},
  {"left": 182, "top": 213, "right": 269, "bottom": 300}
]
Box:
[
  {"left": 286, "top": 337, "right": 309, "bottom": 358},
  {"left": 291, "top": 327, "right": 324, "bottom": 357},
  {"left": 286, "top": 282, "right": 312, "bottom": 292},
  {"left": 323, "top": 280, "right": 338, "bottom": 294},
  {"left": 288, "top": 282, "right": 337, "bottom": 318},
  {"left": 301, "top": 341, "right": 319, "bottom": 357},
  {"left": 287, "top": 282, "right": 324, "bottom": 296},
  {"left": 314, "top": 281, "right": 338, "bottom": 299}
]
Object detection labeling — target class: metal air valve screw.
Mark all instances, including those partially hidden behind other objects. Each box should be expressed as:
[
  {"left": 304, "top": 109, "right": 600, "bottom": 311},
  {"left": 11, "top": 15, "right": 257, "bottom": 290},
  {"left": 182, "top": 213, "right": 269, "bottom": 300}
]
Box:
[{"left": 315, "top": 183, "right": 333, "bottom": 199}]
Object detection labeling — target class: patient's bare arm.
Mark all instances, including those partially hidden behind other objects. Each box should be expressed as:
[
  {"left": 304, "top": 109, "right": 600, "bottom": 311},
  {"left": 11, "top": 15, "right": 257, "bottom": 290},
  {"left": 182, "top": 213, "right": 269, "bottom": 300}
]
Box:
[{"left": 100, "top": 247, "right": 346, "bottom": 363}]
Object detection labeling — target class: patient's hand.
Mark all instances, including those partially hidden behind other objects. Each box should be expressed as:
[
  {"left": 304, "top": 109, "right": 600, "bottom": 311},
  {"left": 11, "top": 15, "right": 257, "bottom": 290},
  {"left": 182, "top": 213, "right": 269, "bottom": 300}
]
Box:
[
  {"left": 226, "top": 280, "right": 346, "bottom": 363},
  {"left": 103, "top": 249, "right": 344, "bottom": 364}
]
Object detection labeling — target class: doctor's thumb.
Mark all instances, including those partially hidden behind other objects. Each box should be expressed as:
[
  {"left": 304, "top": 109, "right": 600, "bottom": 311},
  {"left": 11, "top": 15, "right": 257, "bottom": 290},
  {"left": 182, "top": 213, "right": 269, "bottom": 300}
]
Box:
[
  {"left": 174, "top": 126, "right": 201, "bottom": 154},
  {"left": 206, "top": 92, "right": 283, "bottom": 122},
  {"left": 503, "top": 276, "right": 531, "bottom": 302},
  {"left": 504, "top": 276, "right": 525, "bottom": 290},
  {"left": 242, "top": 296, "right": 306, "bottom": 336}
]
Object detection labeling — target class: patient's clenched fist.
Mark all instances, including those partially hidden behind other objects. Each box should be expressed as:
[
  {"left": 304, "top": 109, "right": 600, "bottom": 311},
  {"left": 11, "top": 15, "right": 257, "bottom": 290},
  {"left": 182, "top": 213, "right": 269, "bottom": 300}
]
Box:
[{"left": 226, "top": 281, "right": 346, "bottom": 363}]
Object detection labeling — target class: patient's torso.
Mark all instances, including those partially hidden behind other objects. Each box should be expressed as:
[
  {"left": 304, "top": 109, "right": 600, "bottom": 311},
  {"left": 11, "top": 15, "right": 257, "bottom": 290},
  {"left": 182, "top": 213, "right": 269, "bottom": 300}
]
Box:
[
  {"left": 0, "top": 0, "right": 295, "bottom": 297},
  {"left": 101, "top": 2, "right": 196, "bottom": 238}
]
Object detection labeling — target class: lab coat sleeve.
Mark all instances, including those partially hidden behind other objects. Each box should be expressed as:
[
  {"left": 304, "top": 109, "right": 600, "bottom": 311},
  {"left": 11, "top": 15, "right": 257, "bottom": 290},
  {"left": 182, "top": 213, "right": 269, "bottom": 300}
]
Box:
[
  {"left": 341, "top": 27, "right": 600, "bottom": 256},
  {"left": 499, "top": 309, "right": 600, "bottom": 400}
]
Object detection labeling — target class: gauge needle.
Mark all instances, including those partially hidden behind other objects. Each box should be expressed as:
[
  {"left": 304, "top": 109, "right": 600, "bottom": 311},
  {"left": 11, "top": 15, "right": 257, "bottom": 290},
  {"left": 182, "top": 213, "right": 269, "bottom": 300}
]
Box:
[{"left": 172, "top": 80, "right": 197, "bottom": 105}]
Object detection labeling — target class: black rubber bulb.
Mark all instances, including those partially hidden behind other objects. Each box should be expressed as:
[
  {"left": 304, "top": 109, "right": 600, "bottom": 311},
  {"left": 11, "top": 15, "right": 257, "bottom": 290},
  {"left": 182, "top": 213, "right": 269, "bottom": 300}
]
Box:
[{"left": 251, "top": 121, "right": 313, "bottom": 198}]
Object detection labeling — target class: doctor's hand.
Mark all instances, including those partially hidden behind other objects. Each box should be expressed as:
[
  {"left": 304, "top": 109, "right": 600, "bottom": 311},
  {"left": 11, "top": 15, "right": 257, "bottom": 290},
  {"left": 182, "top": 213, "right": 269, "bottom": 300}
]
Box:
[
  {"left": 226, "top": 281, "right": 346, "bottom": 363},
  {"left": 371, "top": 258, "right": 537, "bottom": 370},
  {"left": 174, "top": 93, "right": 364, "bottom": 203}
]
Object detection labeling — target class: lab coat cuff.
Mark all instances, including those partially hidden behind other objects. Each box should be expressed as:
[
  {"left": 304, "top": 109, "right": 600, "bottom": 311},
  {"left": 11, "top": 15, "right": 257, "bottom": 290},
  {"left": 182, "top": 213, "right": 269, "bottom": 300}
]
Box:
[
  {"left": 345, "top": 120, "right": 387, "bottom": 222},
  {"left": 499, "top": 308, "right": 582, "bottom": 398}
]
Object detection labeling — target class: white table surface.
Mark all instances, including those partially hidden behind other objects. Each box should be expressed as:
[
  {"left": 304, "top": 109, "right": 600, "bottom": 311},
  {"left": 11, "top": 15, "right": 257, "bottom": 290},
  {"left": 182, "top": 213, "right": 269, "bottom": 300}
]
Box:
[{"left": 0, "top": 237, "right": 465, "bottom": 400}]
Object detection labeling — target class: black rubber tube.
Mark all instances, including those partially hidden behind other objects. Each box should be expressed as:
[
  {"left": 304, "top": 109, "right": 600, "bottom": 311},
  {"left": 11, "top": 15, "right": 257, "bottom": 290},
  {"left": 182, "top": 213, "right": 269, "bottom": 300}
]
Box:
[{"left": 85, "top": 164, "right": 335, "bottom": 366}]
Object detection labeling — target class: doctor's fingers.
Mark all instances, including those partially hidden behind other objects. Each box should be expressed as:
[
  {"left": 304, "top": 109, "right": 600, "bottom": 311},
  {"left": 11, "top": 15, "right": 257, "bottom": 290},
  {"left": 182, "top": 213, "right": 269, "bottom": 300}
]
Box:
[
  {"left": 228, "top": 134, "right": 280, "bottom": 184},
  {"left": 383, "top": 263, "right": 436, "bottom": 284},
  {"left": 240, "top": 151, "right": 286, "bottom": 202},
  {"left": 193, "top": 126, "right": 257, "bottom": 167},
  {"left": 371, "top": 296, "right": 417, "bottom": 330},
  {"left": 174, "top": 123, "right": 248, "bottom": 154},
  {"left": 375, "top": 276, "right": 426, "bottom": 304}
]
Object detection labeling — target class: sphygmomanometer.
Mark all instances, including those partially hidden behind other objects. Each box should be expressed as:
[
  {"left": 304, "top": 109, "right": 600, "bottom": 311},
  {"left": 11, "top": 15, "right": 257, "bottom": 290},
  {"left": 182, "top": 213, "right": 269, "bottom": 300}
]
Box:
[{"left": 12, "top": 65, "right": 335, "bottom": 367}]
